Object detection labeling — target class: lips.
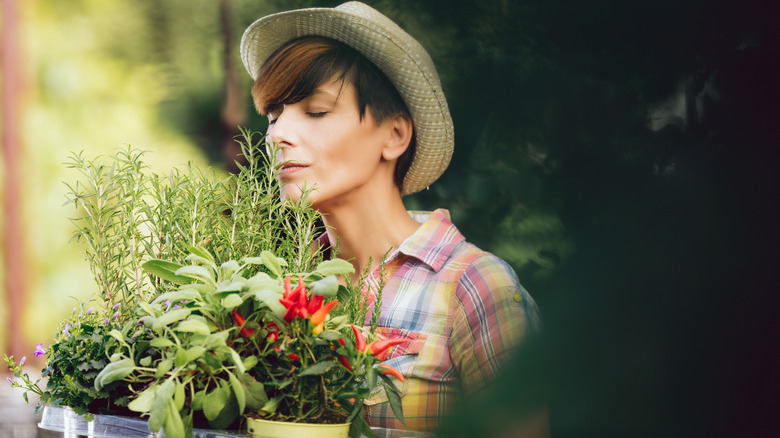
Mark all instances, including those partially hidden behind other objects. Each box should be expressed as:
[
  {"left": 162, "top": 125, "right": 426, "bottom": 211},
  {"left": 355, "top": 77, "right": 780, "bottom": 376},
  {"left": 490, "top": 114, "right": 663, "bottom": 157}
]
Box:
[{"left": 278, "top": 162, "right": 308, "bottom": 176}]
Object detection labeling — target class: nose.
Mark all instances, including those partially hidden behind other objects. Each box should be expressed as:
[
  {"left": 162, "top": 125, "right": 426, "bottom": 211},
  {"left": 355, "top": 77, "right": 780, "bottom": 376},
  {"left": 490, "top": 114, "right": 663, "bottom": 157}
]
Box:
[{"left": 266, "top": 108, "right": 296, "bottom": 149}]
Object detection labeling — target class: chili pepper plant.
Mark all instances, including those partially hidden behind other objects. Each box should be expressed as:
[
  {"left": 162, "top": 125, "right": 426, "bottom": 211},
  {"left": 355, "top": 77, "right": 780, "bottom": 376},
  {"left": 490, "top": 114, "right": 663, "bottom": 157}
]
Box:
[{"left": 4, "top": 129, "right": 406, "bottom": 438}]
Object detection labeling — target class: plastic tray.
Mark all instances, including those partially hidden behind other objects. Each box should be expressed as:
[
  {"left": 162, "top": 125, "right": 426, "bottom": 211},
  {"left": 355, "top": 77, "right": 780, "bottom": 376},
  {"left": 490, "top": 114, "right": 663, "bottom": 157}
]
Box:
[
  {"left": 39, "top": 406, "right": 246, "bottom": 438},
  {"left": 38, "top": 406, "right": 434, "bottom": 438}
]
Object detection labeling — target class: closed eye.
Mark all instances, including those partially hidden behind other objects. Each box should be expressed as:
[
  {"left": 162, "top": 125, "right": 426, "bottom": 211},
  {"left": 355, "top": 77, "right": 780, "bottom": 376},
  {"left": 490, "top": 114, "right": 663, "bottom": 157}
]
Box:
[{"left": 307, "top": 111, "right": 328, "bottom": 118}]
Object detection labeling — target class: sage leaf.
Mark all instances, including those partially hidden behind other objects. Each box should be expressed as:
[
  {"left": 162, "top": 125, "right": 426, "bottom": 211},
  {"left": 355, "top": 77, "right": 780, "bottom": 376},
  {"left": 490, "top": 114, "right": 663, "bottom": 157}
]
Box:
[
  {"left": 259, "top": 251, "right": 282, "bottom": 278},
  {"left": 315, "top": 258, "right": 355, "bottom": 276},
  {"left": 174, "top": 319, "right": 211, "bottom": 336},
  {"left": 253, "top": 289, "right": 285, "bottom": 318},
  {"left": 228, "top": 371, "right": 246, "bottom": 414},
  {"left": 221, "top": 293, "right": 243, "bottom": 310},
  {"left": 127, "top": 383, "right": 156, "bottom": 413},
  {"left": 241, "top": 374, "right": 268, "bottom": 411},
  {"left": 261, "top": 395, "right": 282, "bottom": 414},
  {"left": 94, "top": 358, "right": 135, "bottom": 390},
  {"left": 163, "top": 399, "right": 185, "bottom": 438},
  {"left": 310, "top": 275, "right": 339, "bottom": 297},
  {"left": 202, "top": 384, "right": 229, "bottom": 422},
  {"left": 142, "top": 260, "right": 191, "bottom": 284},
  {"left": 152, "top": 308, "right": 191, "bottom": 331}
]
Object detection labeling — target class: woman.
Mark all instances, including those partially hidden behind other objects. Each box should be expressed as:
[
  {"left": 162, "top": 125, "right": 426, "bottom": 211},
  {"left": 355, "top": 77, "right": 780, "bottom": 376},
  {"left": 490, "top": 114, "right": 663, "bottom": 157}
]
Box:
[{"left": 240, "top": 2, "right": 542, "bottom": 432}]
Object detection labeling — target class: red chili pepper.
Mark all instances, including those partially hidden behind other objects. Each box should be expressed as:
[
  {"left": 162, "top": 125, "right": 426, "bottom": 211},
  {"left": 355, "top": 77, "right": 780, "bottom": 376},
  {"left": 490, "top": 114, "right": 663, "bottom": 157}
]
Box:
[
  {"left": 337, "top": 355, "right": 353, "bottom": 371},
  {"left": 283, "top": 275, "right": 292, "bottom": 298},
  {"left": 350, "top": 324, "right": 366, "bottom": 352},
  {"left": 231, "top": 310, "right": 255, "bottom": 337},
  {"left": 288, "top": 353, "right": 300, "bottom": 362},
  {"left": 307, "top": 294, "right": 324, "bottom": 315},
  {"left": 267, "top": 332, "right": 278, "bottom": 343},
  {"left": 283, "top": 305, "right": 297, "bottom": 323},
  {"left": 368, "top": 338, "right": 407, "bottom": 358},
  {"left": 377, "top": 364, "right": 406, "bottom": 383},
  {"left": 310, "top": 300, "right": 338, "bottom": 326}
]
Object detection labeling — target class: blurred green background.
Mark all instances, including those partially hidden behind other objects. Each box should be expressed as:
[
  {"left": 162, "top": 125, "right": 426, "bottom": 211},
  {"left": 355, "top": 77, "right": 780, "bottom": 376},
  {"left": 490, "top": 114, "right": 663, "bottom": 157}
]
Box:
[{"left": 1, "top": 0, "right": 777, "bottom": 437}]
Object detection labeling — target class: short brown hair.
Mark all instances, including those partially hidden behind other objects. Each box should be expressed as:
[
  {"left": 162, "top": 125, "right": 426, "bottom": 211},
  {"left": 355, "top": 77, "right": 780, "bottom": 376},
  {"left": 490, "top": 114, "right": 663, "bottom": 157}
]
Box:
[{"left": 252, "top": 36, "right": 415, "bottom": 190}]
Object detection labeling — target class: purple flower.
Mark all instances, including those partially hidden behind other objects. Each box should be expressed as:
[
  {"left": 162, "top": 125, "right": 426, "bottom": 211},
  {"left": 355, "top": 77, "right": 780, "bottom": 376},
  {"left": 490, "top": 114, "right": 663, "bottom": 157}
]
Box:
[
  {"left": 112, "top": 303, "right": 121, "bottom": 309},
  {"left": 6, "top": 377, "right": 12, "bottom": 385},
  {"left": 63, "top": 323, "right": 71, "bottom": 336},
  {"left": 112, "top": 311, "right": 119, "bottom": 320},
  {"left": 87, "top": 307, "right": 94, "bottom": 314},
  {"left": 104, "top": 318, "right": 110, "bottom": 326},
  {"left": 165, "top": 299, "right": 172, "bottom": 310},
  {"left": 20, "top": 356, "right": 26, "bottom": 366},
  {"left": 33, "top": 343, "right": 46, "bottom": 358}
]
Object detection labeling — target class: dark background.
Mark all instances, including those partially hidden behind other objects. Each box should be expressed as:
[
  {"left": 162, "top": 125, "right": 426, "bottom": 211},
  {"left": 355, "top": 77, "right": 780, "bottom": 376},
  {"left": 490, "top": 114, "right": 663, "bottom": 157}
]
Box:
[{"left": 101, "top": 0, "right": 780, "bottom": 436}]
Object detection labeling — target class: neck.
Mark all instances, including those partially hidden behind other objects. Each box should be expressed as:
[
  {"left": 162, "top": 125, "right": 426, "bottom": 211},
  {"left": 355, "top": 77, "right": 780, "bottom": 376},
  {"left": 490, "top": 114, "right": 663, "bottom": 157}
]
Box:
[{"left": 318, "top": 185, "right": 420, "bottom": 284}]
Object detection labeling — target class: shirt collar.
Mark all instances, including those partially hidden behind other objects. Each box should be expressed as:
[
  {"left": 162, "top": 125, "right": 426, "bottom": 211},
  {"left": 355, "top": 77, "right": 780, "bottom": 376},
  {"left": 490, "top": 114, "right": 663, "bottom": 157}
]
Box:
[
  {"left": 316, "top": 209, "right": 465, "bottom": 273},
  {"left": 397, "top": 209, "right": 465, "bottom": 272}
]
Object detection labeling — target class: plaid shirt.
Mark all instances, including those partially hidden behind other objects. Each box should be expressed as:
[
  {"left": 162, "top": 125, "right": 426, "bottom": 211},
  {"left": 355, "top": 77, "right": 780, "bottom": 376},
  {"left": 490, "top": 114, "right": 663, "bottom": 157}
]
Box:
[{"left": 341, "top": 209, "right": 541, "bottom": 432}]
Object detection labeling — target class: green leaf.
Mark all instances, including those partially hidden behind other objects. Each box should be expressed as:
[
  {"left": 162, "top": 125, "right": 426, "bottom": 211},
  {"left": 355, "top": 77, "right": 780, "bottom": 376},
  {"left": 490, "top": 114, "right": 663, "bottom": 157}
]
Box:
[
  {"left": 242, "top": 256, "right": 264, "bottom": 265},
  {"left": 228, "top": 371, "right": 246, "bottom": 414},
  {"left": 259, "top": 251, "right": 283, "bottom": 278},
  {"left": 127, "top": 383, "right": 156, "bottom": 413},
  {"left": 142, "top": 260, "right": 191, "bottom": 284},
  {"left": 139, "top": 356, "right": 152, "bottom": 367},
  {"left": 152, "top": 308, "right": 191, "bottom": 331},
  {"left": 191, "top": 389, "right": 205, "bottom": 411},
  {"left": 221, "top": 293, "right": 243, "bottom": 310},
  {"left": 186, "top": 245, "right": 215, "bottom": 265},
  {"left": 175, "top": 347, "right": 188, "bottom": 367},
  {"left": 94, "top": 358, "right": 135, "bottom": 390},
  {"left": 108, "top": 329, "right": 124, "bottom": 343},
  {"left": 243, "top": 355, "right": 258, "bottom": 370},
  {"left": 155, "top": 358, "right": 173, "bottom": 379},
  {"left": 253, "top": 289, "right": 285, "bottom": 318},
  {"left": 316, "top": 258, "right": 355, "bottom": 276},
  {"left": 318, "top": 330, "right": 343, "bottom": 341},
  {"left": 150, "top": 337, "right": 175, "bottom": 348},
  {"left": 138, "top": 301, "right": 156, "bottom": 316},
  {"left": 241, "top": 374, "right": 268, "bottom": 411},
  {"left": 174, "top": 381, "right": 185, "bottom": 411},
  {"left": 151, "top": 290, "right": 202, "bottom": 305},
  {"left": 261, "top": 395, "right": 282, "bottom": 414},
  {"left": 202, "top": 384, "right": 229, "bottom": 422},
  {"left": 383, "top": 382, "right": 406, "bottom": 426},
  {"left": 229, "top": 348, "right": 246, "bottom": 374},
  {"left": 310, "top": 275, "right": 339, "bottom": 297},
  {"left": 186, "top": 346, "right": 207, "bottom": 363},
  {"left": 366, "top": 365, "right": 377, "bottom": 389},
  {"left": 174, "top": 319, "right": 211, "bottom": 336},
  {"left": 220, "top": 260, "right": 241, "bottom": 278},
  {"left": 149, "top": 379, "right": 175, "bottom": 432},
  {"left": 163, "top": 399, "right": 185, "bottom": 438},
  {"left": 203, "top": 331, "right": 230, "bottom": 349},
  {"left": 175, "top": 266, "right": 215, "bottom": 284},
  {"left": 299, "top": 361, "right": 335, "bottom": 376},
  {"left": 246, "top": 272, "right": 283, "bottom": 292}
]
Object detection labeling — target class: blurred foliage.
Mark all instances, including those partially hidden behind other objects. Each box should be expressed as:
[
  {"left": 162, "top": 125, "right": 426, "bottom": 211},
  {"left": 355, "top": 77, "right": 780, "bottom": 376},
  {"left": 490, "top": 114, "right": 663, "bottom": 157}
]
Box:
[{"left": 4, "top": 0, "right": 778, "bottom": 436}]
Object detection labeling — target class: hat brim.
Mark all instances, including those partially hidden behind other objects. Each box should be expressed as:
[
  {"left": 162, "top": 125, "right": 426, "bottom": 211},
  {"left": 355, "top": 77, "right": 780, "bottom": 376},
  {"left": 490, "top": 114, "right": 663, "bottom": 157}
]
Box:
[{"left": 240, "top": 2, "right": 454, "bottom": 196}]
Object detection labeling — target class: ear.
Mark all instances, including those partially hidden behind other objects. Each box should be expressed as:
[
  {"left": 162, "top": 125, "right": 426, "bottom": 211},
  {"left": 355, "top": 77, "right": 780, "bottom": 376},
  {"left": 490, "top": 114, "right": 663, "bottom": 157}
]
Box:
[{"left": 381, "top": 115, "right": 413, "bottom": 161}]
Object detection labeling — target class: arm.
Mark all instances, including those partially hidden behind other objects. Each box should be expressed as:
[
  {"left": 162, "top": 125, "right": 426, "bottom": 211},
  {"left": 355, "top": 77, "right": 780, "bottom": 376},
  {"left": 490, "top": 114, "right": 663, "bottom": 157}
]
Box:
[{"left": 449, "top": 253, "right": 540, "bottom": 394}]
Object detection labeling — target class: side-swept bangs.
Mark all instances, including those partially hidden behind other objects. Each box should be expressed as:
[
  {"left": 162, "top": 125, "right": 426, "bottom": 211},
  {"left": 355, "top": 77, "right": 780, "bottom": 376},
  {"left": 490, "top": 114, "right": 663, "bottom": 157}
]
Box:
[{"left": 252, "top": 36, "right": 416, "bottom": 188}]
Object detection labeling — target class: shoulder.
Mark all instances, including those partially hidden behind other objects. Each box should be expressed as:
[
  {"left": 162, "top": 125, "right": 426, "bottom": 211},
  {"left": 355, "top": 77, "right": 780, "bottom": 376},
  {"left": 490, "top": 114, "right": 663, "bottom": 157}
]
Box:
[{"left": 447, "top": 242, "right": 521, "bottom": 294}]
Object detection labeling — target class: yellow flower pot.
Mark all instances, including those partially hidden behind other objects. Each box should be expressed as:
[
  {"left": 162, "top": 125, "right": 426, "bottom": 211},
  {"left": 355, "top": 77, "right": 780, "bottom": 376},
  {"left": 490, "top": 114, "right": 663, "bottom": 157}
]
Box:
[{"left": 246, "top": 417, "right": 350, "bottom": 438}]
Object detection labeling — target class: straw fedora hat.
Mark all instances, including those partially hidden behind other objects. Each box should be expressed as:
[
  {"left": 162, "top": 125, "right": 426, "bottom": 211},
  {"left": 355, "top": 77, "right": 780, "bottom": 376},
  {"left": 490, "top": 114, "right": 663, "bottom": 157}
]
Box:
[{"left": 240, "top": 1, "right": 454, "bottom": 196}]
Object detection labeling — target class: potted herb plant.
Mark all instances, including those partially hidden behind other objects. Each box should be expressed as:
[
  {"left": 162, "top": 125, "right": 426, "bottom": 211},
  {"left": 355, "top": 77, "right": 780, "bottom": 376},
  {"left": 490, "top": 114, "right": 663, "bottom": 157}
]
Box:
[{"left": 5, "top": 129, "right": 407, "bottom": 438}]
